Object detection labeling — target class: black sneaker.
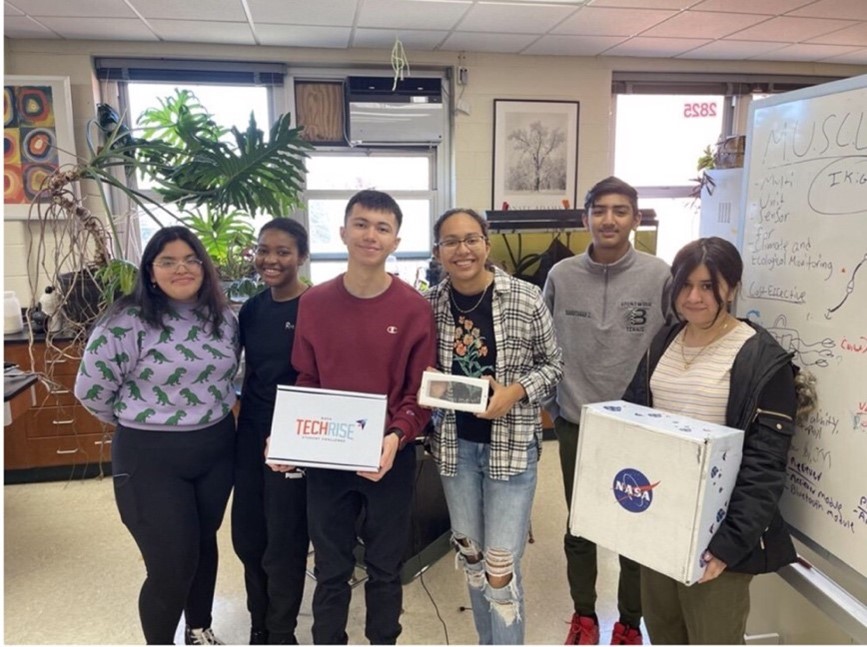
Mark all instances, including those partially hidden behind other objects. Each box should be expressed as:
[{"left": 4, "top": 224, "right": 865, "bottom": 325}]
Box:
[
  {"left": 250, "top": 628, "right": 269, "bottom": 645},
  {"left": 185, "top": 626, "right": 225, "bottom": 645}
]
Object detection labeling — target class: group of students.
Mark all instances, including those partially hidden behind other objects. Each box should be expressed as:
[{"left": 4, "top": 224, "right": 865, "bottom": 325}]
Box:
[{"left": 74, "top": 179, "right": 812, "bottom": 646}]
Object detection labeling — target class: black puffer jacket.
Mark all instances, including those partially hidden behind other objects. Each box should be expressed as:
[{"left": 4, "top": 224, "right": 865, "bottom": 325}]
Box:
[{"left": 623, "top": 319, "right": 798, "bottom": 574}]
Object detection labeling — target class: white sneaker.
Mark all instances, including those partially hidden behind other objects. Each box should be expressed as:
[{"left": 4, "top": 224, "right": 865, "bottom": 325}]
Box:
[{"left": 185, "top": 626, "right": 224, "bottom": 645}]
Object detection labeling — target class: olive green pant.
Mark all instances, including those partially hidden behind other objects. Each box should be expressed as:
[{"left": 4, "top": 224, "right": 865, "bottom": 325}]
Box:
[
  {"left": 554, "top": 416, "right": 642, "bottom": 627},
  {"left": 641, "top": 565, "right": 752, "bottom": 644}
]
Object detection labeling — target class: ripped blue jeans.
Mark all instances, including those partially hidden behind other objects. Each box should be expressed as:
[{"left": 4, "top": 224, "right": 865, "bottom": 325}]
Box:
[{"left": 440, "top": 438, "right": 538, "bottom": 644}]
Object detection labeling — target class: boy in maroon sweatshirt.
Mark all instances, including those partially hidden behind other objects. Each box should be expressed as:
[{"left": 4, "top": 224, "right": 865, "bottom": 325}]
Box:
[{"left": 291, "top": 189, "right": 436, "bottom": 644}]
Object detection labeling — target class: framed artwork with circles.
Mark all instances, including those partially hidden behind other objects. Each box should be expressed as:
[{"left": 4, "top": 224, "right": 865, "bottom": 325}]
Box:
[{"left": 4, "top": 75, "right": 76, "bottom": 219}]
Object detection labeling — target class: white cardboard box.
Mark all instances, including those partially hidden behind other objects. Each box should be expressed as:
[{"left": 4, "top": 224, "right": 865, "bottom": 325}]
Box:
[
  {"left": 570, "top": 400, "right": 744, "bottom": 585},
  {"left": 418, "top": 371, "right": 489, "bottom": 413},
  {"left": 266, "top": 385, "right": 387, "bottom": 472}
]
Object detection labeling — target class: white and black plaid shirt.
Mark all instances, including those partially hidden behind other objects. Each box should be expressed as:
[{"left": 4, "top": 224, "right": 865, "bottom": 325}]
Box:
[{"left": 426, "top": 266, "right": 563, "bottom": 480}]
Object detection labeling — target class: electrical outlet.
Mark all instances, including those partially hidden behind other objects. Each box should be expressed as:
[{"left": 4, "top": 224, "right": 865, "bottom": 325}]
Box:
[{"left": 458, "top": 67, "right": 468, "bottom": 86}]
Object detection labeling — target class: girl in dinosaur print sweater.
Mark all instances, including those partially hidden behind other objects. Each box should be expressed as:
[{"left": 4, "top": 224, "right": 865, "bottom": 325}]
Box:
[
  {"left": 77, "top": 300, "right": 238, "bottom": 430},
  {"left": 74, "top": 227, "right": 239, "bottom": 646}
]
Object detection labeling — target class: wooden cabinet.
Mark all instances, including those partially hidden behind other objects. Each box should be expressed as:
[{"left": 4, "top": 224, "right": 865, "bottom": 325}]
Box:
[{"left": 4, "top": 340, "right": 113, "bottom": 475}]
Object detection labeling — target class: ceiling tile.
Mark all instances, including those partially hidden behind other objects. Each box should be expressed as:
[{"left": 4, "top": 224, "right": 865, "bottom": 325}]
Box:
[
  {"left": 131, "top": 0, "right": 247, "bottom": 21},
  {"left": 727, "top": 16, "right": 856, "bottom": 42},
  {"left": 750, "top": 42, "right": 864, "bottom": 61},
  {"left": 438, "top": 31, "right": 538, "bottom": 53},
  {"left": 552, "top": 7, "right": 676, "bottom": 36},
  {"left": 523, "top": 34, "right": 626, "bottom": 55},
  {"left": 352, "top": 28, "right": 448, "bottom": 50},
  {"left": 248, "top": 0, "right": 358, "bottom": 26},
  {"left": 9, "top": 0, "right": 135, "bottom": 18},
  {"left": 257, "top": 23, "right": 351, "bottom": 47},
  {"left": 642, "top": 11, "right": 768, "bottom": 39},
  {"left": 457, "top": 3, "right": 576, "bottom": 34},
  {"left": 819, "top": 47, "right": 867, "bottom": 64},
  {"left": 35, "top": 16, "right": 157, "bottom": 40},
  {"left": 149, "top": 19, "right": 255, "bottom": 44},
  {"left": 675, "top": 39, "right": 788, "bottom": 59},
  {"left": 2, "top": 15, "right": 58, "bottom": 38},
  {"left": 358, "top": 0, "right": 470, "bottom": 30},
  {"left": 604, "top": 36, "right": 712, "bottom": 57},
  {"left": 691, "top": 0, "right": 812, "bottom": 13},
  {"left": 589, "top": 0, "right": 694, "bottom": 8},
  {"left": 5, "top": 3, "right": 25, "bottom": 17},
  {"left": 808, "top": 22, "right": 867, "bottom": 46},
  {"left": 789, "top": 0, "right": 867, "bottom": 20}
]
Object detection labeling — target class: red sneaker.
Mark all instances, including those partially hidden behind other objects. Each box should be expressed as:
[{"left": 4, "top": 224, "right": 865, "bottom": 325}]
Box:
[
  {"left": 610, "top": 622, "right": 643, "bottom": 645},
  {"left": 565, "top": 614, "right": 600, "bottom": 645}
]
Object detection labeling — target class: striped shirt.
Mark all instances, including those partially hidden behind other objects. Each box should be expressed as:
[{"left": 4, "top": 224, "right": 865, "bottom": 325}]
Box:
[
  {"left": 427, "top": 266, "right": 563, "bottom": 480},
  {"left": 650, "top": 320, "right": 756, "bottom": 424}
]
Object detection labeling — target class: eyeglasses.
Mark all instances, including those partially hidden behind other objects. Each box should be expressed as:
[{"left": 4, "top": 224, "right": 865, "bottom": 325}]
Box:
[
  {"left": 152, "top": 257, "right": 204, "bottom": 271},
  {"left": 435, "top": 235, "right": 487, "bottom": 251}
]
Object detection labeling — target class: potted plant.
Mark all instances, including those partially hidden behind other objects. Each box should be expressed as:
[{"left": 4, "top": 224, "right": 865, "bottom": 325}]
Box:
[{"left": 27, "top": 89, "right": 310, "bottom": 350}]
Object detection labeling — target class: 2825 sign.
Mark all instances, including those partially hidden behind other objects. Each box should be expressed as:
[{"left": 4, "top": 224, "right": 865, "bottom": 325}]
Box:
[{"left": 683, "top": 102, "right": 717, "bottom": 118}]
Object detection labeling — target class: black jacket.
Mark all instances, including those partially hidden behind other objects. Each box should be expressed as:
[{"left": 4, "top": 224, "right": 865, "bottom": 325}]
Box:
[{"left": 623, "top": 319, "right": 798, "bottom": 574}]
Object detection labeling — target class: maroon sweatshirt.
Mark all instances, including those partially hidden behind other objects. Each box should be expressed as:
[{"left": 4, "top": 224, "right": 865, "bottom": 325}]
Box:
[{"left": 292, "top": 274, "right": 436, "bottom": 444}]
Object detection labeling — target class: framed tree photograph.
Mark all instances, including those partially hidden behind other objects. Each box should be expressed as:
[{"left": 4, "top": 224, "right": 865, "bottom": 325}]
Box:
[
  {"left": 4, "top": 75, "right": 77, "bottom": 220},
  {"left": 492, "top": 99, "right": 579, "bottom": 211}
]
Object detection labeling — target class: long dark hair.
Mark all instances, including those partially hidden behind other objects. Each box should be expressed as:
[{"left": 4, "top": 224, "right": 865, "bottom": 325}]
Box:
[
  {"left": 670, "top": 236, "right": 742, "bottom": 324},
  {"left": 112, "top": 226, "right": 228, "bottom": 336}
]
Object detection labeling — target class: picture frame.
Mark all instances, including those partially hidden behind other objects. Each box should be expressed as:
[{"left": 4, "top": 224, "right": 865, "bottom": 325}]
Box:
[
  {"left": 4, "top": 75, "right": 77, "bottom": 220},
  {"left": 492, "top": 99, "right": 579, "bottom": 211}
]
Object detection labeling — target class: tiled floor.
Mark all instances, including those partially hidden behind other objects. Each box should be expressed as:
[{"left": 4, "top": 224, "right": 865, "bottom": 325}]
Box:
[{"left": 3, "top": 439, "right": 627, "bottom": 645}]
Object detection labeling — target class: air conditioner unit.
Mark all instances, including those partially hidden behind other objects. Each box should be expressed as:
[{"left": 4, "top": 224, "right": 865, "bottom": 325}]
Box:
[{"left": 347, "top": 76, "right": 444, "bottom": 145}]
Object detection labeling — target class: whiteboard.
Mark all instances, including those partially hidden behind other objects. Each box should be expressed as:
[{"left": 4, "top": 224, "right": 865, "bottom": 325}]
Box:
[{"left": 739, "top": 74, "right": 867, "bottom": 581}]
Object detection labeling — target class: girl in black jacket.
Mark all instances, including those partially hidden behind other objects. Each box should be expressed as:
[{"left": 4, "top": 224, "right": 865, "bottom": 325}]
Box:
[{"left": 623, "top": 237, "right": 813, "bottom": 644}]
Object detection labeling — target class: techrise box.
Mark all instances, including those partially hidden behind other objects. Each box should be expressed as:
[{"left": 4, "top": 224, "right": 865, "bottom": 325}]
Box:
[
  {"left": 570, "top": 401, "right": 744, "bottom": 585},
  {"left": 266, "top": 385, "right": 387, "bottom": 472}
]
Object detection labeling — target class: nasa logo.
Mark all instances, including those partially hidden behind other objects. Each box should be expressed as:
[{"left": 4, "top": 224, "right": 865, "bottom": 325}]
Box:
[
  {"left": 612, "top": 468, "right": 660, "bottom": 513},
  {"left": 386, "top": 325, "right": 398, "bottom": 334}
]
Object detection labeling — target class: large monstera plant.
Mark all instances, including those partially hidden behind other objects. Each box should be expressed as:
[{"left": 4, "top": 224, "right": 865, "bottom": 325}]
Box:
[{"left": 27, "top": 88, "right": 311, "bottom": 355}]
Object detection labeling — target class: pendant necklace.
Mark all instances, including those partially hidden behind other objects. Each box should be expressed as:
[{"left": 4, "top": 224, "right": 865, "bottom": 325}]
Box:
[
  {"left": 680, "top": 319, "right": 731, "bottom": 369},
  {"left": 450, "top": 281, "right": 491, "bottom": 315}
]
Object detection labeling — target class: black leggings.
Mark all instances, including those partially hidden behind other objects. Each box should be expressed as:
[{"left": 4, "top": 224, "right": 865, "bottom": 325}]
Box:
[{"left": 112, "top": 415, "right": 235, "bottom": 644}]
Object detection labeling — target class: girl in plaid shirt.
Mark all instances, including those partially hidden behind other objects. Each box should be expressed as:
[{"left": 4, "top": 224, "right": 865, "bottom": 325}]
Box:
[{"left": 426, "top": 208, "right": 563, "bottom": 644}]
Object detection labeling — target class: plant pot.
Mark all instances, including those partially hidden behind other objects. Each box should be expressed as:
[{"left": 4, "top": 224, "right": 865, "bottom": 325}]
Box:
[{"left": 57, "top": 271, "right": 104, "bottom": 326}]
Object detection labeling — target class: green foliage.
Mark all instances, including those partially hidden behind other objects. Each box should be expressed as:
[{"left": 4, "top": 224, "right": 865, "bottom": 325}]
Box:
[
  {"left": 179, "top": 207, "right": 256, "bottom": 279},
  {"left": 95, "top": 259, "right": 139, "bottom": 305},
  {"left": 136, "top": 93, "right": 311, "bottom": 218}
]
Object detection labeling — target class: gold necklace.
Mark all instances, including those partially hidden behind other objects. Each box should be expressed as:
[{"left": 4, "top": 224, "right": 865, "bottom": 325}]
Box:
[
  {"left": 450, "top": 282, "right": 491, "bottom": 314},
  {"left": 680, "top": 319, "right": 731, "bottom": 368}
]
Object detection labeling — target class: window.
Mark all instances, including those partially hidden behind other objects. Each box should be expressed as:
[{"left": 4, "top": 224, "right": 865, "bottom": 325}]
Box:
[
  {"left": 304, "top": 150, "right": 438, "bottom": 285},
  {"left": 614, "top": 94, "right": 724, "bottom": 263}
]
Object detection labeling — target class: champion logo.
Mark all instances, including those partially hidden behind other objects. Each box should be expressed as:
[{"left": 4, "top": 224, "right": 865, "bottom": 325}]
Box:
[
  {"left": 386, "top": 325, "right": 398, "bottom": 334},
  {"left": 612, "top": 468, "right": 660, "bottom": 513}
]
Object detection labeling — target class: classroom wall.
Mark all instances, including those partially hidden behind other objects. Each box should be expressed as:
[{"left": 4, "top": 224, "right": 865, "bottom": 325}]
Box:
[
  {"left": 4, "top": 37, "right": 866, "bottom": 304},
  {"left": 5, "top": 37, "right": 867, "bottom": 642}
]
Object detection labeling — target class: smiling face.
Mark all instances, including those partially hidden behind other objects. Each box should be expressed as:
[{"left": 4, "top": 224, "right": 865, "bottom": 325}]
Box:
[
  {"left": 433, "top": 211, "right": 491, "bottom": 291},
  {"left": 340, "top": 204, "right": 401, "bottom": 270},
  {"left": 254, "top": 228, "right": 305, "bottom": 291},
  {"left": 148, "top": 239, "right": 204, "bottom": 303},
  {"left": 675, "top": 263, "right": 733, "bottom": 328},
  {"left": 582, "top": 192, "right": 641, "bottom": 262}
]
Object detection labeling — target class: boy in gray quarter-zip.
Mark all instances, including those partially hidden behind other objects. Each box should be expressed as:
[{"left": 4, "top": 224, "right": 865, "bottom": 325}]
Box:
[
  {"left": 543, "top": 176, "right": 671, "bottom": 646},
  {"left": 622, "top": 236, "right": 813, "bottom": 644}
]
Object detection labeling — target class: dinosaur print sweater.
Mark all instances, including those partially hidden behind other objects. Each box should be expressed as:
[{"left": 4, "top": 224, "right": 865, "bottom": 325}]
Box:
[{"left": 75, "top": 301, "right": 240, "bottom": 431}]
